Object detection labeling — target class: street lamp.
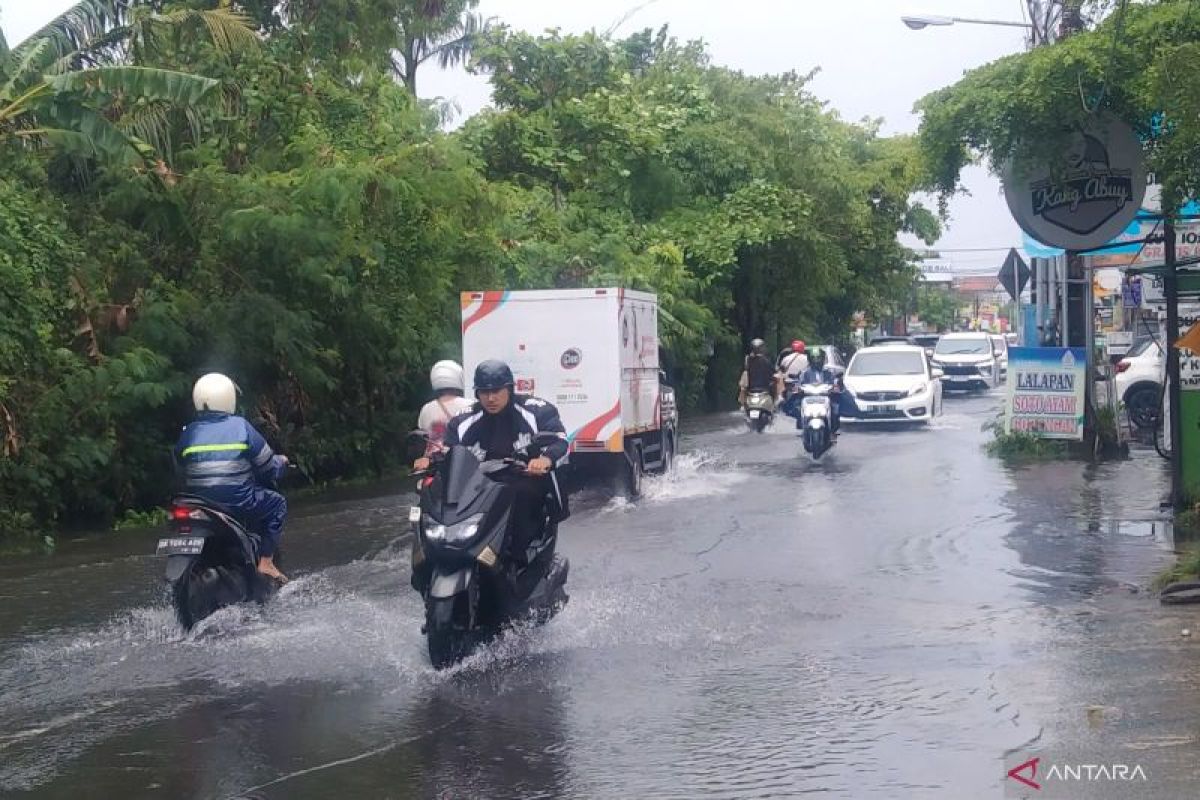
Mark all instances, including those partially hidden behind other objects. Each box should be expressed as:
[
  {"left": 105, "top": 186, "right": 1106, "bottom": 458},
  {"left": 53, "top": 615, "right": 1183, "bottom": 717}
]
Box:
[{"left": 902, "top": 14, "right": 1033, "bottom": 31}]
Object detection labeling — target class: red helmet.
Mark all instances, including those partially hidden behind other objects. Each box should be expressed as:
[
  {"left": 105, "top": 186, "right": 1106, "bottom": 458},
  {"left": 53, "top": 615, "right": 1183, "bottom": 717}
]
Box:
[{"left": 791, "top": 340, "right": 806, "bottom": 353}]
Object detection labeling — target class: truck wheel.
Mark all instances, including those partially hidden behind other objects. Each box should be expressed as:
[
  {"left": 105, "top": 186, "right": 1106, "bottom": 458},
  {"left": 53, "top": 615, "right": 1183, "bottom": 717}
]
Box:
[
  {"left": 620, "top": 446, "right": 643, "bottom": 498},
  {"left": 660, "top": 429, "right": 675, "bottom": 474}
]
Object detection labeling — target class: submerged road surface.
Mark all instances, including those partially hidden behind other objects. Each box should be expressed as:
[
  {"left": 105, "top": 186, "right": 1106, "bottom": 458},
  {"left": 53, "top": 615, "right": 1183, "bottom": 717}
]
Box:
[{"left": 3, "top": 392, "right": 1200, "bottom": 798}]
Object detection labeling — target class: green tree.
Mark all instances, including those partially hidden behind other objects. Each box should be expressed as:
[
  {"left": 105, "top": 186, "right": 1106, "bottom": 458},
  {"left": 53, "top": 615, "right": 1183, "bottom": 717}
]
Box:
[
  {"left": 916, "top": 0, "right": 1200, "bottom": 212},
  {"left": 0, "top": 0, "right": 255, "bottom": 166},
  {"left": 392, "top": 0, "right": 490, "bottom": 94}
]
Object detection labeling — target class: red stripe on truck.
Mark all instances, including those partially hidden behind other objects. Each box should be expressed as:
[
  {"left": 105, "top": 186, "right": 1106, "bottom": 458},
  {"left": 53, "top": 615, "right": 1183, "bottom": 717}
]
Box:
[
  {"left": 461, "top": 290, "right": 510, "bottom": 334},
  {"left": 571, "top": 402, "right": 621, "bottom": 444}
]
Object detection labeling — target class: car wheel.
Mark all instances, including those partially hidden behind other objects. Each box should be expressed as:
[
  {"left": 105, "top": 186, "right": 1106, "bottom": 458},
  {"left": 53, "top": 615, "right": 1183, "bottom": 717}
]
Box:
[{"left": 1125, "top": 385, "right": 1161, "bottom": 429}]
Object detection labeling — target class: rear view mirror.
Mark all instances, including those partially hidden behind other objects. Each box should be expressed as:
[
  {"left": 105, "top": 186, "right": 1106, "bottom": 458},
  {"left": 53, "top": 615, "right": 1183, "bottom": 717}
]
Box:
[{"left": 405, "top": 430, "right": 429, "bottom": 462}]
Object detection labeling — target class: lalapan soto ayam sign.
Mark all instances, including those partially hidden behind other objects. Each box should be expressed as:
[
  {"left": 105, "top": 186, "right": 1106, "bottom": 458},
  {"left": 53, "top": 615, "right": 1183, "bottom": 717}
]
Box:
[{"left": 1005, "top": 347, "right": 1087, "bottom": 440}]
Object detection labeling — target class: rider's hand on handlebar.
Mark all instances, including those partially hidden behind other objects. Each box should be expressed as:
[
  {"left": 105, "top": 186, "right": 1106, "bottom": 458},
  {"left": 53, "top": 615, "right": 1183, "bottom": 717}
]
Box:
[
  {"left": 525, "top": 456, "right": 553, "bottom": 476},
  {"left": 413, "top": 456, "right": 432, "bottom": 472}
]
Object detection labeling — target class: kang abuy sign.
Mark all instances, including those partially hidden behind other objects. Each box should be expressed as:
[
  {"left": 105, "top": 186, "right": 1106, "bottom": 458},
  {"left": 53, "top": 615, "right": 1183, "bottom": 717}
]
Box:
[
  {"left": 1005, "top": 347, "right": 1086, "bottom": 440},
  {"left": 1004, "top": 116, "right": 1146, "bottom": 251}
]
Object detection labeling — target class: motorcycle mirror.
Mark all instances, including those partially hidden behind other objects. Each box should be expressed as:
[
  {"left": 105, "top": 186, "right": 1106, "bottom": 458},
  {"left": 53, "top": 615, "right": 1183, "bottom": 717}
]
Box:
[{"left": 405, "top": 430, "right": 430, "bottom": 462}]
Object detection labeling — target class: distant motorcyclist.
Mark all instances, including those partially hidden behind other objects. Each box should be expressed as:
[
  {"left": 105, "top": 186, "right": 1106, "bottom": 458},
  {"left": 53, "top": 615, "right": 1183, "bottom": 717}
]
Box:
[
  {"left": 413, "top": 360, "right": 473, "bottom": 471},
  {"left": 793, "top": 347, "right": 841, "bottom": 434},
  {"left": 174, "top": 373, "right": 290, "bottom": 583},
  {"left": 739, "top": 338, "right": 782, "bottom": 407},
  {"left": 444, "top": 360, "right": 569, "bottom": 565},
  {"left": 779, "top": 340, "right": 809, "bottom": 384}
]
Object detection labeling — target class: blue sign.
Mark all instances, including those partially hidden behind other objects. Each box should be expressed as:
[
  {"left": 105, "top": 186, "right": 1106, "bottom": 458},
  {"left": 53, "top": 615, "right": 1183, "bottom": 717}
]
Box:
[{"left": 1122, "top": 279, "right": 1142, "bottom": 307}]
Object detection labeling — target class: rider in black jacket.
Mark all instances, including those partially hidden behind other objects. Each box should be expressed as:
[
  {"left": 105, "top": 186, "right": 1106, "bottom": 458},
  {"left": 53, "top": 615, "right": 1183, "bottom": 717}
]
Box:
[{"left": 444, "top": 360, "right": 570, "bottom": 561}]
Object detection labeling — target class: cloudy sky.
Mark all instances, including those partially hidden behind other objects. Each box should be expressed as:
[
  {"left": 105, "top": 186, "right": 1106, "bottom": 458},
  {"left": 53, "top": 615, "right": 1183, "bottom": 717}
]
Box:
[{"left": 1, "top": 0, "right": 1031, "bottom": 272}]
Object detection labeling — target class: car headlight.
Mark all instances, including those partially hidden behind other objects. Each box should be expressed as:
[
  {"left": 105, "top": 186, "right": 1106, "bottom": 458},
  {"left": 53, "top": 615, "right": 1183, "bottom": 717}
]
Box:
[
  {"left": 977, "top": 361, "right": 994, "bottom": 374},
  {"left": 423, "top": 513, "right": 485, "bottom": 545},
  {"left": 907, "top": 382, "right": 928, "bottom": 397}
]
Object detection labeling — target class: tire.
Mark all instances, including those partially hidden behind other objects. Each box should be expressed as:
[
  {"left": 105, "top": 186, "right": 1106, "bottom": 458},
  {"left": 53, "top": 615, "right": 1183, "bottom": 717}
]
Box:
[
  {"left": 427, "top": 628, "right": 474, "bottom": 669},
  {"left": 173, "top": 564, "right": 247, "bottom": 630},
  {"left": 1125, "top": 385, "right": 1161, "bottom": 429},
  {"left": 657, "top": 428, "right": 676, "bottom": 474},
  {"left": 621, "top": 448, "right": 643, "bottom": 498}
]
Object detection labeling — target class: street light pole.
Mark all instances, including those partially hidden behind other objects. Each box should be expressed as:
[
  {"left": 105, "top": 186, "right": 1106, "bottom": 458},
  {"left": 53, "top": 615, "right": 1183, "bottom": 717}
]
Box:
[{"left": 901, "top": 14, "right": 1033, "bottom": 31}]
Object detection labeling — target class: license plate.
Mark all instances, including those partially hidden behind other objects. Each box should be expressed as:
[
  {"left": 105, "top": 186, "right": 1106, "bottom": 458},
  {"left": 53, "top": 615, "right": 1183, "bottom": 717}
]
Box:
[
  {"left": 156, "top": 537, "right": 203, "bottom": 556},
  {"left": 409, "top": 506, "right": 421, "bottom": 523},
  {"left": 948, "top": 375, "right": 969, "bottom": 382},
  {"left": 749, "top": 410, "right": 761, "bottom": 419},
  {"left": 877, "top": 405, "right": 896, "bottom": 413}
]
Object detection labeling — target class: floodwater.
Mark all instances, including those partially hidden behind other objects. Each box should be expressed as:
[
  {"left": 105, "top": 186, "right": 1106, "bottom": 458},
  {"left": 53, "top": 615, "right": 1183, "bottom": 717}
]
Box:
[{"left": 2, "top": 392, "right": 1198, "bottom": 799}]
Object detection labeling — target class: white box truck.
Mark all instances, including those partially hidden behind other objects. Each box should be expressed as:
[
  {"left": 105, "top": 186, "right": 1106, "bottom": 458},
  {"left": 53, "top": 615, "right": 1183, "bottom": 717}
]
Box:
[{"left": 461, "top": 288, "right": 678, "bottom": 494}]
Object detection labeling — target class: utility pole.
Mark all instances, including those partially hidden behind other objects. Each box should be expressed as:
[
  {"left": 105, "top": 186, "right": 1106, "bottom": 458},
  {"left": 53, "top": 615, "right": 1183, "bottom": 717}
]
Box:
[{"left": 1165, "top": 219, "right": 1183, "bottom": 506}]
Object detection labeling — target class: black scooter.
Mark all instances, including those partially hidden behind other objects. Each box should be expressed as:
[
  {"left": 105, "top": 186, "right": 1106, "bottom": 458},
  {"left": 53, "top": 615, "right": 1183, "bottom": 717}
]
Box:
[
  {"left": 155, "top": 496, "right": 282, "bottom": 629},
  {"left": 408, "top": 433, "right": 570, "bottom": 669}
]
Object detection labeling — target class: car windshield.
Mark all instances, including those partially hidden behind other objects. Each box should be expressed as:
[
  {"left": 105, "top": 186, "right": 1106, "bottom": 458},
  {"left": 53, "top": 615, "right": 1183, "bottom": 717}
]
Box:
[
  {"left": 1126, "top": 339, "right": 1159, "bottom": 358},
  {"left": 935, "top": 337, "right": 991, "bottom": 355},
  {"left": 849, "top": 351, "right": 926, "bottom": 376}
]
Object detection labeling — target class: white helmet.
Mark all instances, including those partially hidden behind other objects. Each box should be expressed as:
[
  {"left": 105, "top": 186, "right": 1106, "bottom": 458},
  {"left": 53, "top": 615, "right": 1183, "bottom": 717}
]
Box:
[
  {"left": 430, "top": 360, "right": 465, "bottom": 393},
  {"left": 192, "top": 372, "right": 238, "bottom": 414}
]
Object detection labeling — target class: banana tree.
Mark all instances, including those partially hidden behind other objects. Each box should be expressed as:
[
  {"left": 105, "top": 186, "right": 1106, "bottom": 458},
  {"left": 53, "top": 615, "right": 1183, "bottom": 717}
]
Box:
[{"left": 0, "top": 0, "right": 256, "bottom": 166}]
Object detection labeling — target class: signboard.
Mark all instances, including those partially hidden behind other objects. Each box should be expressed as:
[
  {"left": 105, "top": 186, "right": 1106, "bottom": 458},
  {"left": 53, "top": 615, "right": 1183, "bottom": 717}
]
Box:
[
  {"left": 1005, "top": 347, "right": 1087, "bottom": 440},
  {"left": 998, "top": 248, "right": 1031, "bottom": 301},
  {"left": 1004, "top": 116, "right": 1146, "bottom": 251},
  {"left": 1105, "top": 330, "right": 1133, "bottom": 357},
  {"left": 1121, "top": 278, "right": 1142, "bottom": 307}
]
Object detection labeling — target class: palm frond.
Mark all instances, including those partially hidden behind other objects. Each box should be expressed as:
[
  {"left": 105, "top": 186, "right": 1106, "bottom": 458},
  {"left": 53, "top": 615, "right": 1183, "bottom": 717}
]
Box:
[
  {"left": 432, "top": 13, "right": 490, "bottom": 70},
  {"left": 115, "top": 99, "right": 172, "bottom": 159},
  {"left": 11, "top": 0, "right": 132, "bottom": 62},
  {"left": 142, "top": 9, "right": 260, "bottom": 58},
  {"left": 47, "top": 66, "right": 220, "bottom": 107},
  {"left": 1, "top": 26, "right": 9, "bottom": 62},
  {"left": 25, "top": 105, "right": 150, "bottom": 165},
  {"left": 0, "top": 39, "right": 53, "bottom": 104}
]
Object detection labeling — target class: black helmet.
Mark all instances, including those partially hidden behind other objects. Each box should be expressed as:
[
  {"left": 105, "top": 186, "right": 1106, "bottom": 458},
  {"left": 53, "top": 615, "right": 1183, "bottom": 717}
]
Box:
[
  {"left": 749, "top": 338, "right": 766, "bottom": 356},
  {"left": 474, "top": 359, "right": 514, "bottom": 392}
]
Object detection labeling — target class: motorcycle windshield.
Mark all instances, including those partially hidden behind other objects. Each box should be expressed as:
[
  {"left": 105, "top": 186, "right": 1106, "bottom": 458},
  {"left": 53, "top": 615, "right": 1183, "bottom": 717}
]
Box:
[{"left": 432, "top": 447, "right": 506, "bottom": 523}]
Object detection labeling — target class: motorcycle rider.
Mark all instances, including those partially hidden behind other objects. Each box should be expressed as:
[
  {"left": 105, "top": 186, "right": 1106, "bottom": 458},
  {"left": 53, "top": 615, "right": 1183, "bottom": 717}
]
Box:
[
  {"left": 739, "top": 338, "right": 782, "bottom": 408},
  {"left": 175, "top": 373, "right": 290, "bottom": 582},
  {"left": 793, "top": 347, "right": 841, "bottom": 434},
  {"left": 779, "top": 340, "right": 809, "bottom": 385},
  {"left": 444, "top": 360, "right": 570, "bottom": 575},
  {"left": 413, "top": 360, "right": 473, "bottom": 471}
]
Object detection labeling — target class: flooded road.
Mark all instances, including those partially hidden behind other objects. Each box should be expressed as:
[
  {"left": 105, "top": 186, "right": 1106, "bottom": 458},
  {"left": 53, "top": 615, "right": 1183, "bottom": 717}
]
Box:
[{"left": 3, "top": 392, "right": 1199, "bottom": 798}]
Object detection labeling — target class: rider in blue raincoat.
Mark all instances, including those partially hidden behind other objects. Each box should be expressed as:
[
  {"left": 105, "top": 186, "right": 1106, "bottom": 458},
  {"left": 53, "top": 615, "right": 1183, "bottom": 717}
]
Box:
[{"left": 175, "top": 373, "right": 290, "bottom": 582}]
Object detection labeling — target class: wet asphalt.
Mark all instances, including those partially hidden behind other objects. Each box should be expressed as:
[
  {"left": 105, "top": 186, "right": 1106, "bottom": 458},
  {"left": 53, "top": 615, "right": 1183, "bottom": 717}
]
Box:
[{"left": 1, "top": 391, "right": 1198, "bottom": 799}]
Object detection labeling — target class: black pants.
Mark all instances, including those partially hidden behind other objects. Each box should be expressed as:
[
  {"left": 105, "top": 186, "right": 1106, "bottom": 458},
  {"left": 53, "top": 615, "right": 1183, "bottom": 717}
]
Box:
[{"left": 507, "top": 476, "right": 554, "bottom": 562}]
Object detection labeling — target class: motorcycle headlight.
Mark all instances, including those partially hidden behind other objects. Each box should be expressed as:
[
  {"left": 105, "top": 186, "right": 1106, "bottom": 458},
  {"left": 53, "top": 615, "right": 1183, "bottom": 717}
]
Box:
[{"left": 423, "top": 513, "right": 485, "bottom": 545}]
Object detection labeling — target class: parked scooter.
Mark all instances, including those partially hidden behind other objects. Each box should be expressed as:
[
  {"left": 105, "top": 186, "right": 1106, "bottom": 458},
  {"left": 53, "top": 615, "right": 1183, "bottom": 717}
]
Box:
[
  {"left": 743, "top": 390, "right": 775, "bottom": 433},
  {"left": 156, "top": 497, "right": 283, "bottom": 629},
  {"left": 798, "top": 383, "right": 837, "bottom": 460},
  {"left": 408, "top": 432, "right": 570, "bottom": 669}
]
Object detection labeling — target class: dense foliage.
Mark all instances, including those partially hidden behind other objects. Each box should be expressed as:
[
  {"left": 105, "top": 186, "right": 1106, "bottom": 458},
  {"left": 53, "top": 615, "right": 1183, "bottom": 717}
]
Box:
[
  {"left": 0, "top": 2, "right": 935, "bottom": 538},
  {"left": 917, "top": 0, "right": 1200, "bottom": 212}
]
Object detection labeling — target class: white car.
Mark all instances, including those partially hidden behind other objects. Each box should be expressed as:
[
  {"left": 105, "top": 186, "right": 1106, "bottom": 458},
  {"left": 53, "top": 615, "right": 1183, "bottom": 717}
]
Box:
[
  {"left": 931, "top": 332, "right": 1002, "bottom": 390},
  {"left": 1115, "top": 339, "right": 1164, "bottom": 429},
  {"left": 843, "top": 345, "right": 943, "bottom": 423}
]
